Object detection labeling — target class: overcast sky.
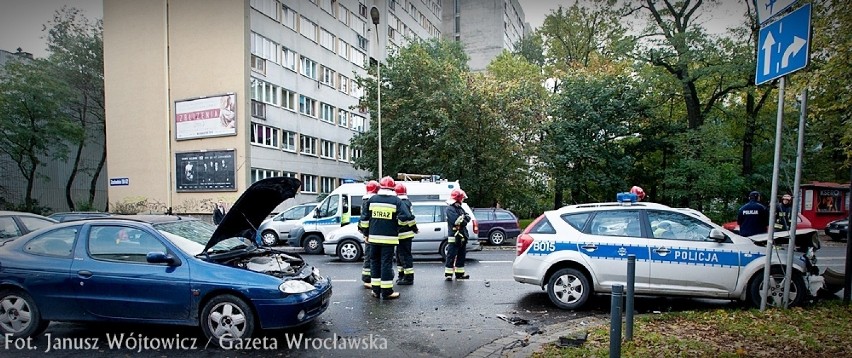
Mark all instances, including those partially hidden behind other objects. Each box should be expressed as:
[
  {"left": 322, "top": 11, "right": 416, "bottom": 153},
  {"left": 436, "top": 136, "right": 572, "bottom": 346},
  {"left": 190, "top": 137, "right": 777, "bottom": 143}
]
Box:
[{"left": 0, "top": 0, "right": 745, "bottom": 58}]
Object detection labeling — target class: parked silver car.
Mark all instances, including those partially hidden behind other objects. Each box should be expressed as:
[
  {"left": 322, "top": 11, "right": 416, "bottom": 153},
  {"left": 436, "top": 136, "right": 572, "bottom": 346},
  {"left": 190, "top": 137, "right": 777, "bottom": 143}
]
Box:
[
  {"left": 323, "top": 201, "right": 481, "bottom": 262},
  {"left": 258, "top": 203, "right": 318, "bottom": 246}
]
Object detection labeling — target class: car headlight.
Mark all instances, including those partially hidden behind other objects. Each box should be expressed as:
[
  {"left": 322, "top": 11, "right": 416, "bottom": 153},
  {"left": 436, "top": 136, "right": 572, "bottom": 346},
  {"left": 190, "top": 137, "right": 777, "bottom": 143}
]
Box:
[{"left": 279, "top": 280, "right": 317, "bottom": 294}]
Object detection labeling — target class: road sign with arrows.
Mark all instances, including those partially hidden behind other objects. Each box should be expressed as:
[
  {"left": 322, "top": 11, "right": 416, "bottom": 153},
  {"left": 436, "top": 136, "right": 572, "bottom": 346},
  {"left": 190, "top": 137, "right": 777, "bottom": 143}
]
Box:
[{"left": 755, "top": 3, "right": 811, "bottom": 85}]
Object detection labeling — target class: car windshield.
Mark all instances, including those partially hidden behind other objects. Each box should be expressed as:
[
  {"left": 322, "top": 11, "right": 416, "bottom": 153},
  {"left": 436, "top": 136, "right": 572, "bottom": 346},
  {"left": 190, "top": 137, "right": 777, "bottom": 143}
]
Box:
[{"left": 153, "top": 220, "right": 256, "bottom": 256}]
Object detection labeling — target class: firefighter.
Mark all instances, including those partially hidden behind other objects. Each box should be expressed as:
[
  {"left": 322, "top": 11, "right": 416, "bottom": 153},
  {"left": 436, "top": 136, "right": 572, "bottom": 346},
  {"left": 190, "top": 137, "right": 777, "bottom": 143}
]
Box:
[
  {"left": 444, "top": 188, "right": 471, "bottom": 281},
  {"left": 361, "top": 180, "right": 380, "bottom": 288},
  {"left": 395, "top": 183, "right": 418, "bottom": 285},
  {"left": 359, "top": 176, "right": 414, "bottom": 299}
]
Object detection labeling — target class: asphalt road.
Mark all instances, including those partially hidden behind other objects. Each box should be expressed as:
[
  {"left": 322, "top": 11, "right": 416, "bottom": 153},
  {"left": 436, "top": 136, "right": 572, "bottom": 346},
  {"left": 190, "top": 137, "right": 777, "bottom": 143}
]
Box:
[{"left": 4, "top": 242, "right": 849, "bottom": 357}]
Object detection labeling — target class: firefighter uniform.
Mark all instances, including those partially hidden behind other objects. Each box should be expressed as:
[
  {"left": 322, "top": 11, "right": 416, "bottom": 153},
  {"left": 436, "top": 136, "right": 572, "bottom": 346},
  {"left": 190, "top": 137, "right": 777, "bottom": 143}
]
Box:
[
  {"left": 445, "top": 200, "right": 470, "bottom": 280},
  {"left": 395, "top": 194, "right": 417, "bottom": 285},
  {"left": 360, "top": 193, "right": 374, "bottom": 286},
  {"left": 359, "top": 186, "right": 415, "bottom": 299}
]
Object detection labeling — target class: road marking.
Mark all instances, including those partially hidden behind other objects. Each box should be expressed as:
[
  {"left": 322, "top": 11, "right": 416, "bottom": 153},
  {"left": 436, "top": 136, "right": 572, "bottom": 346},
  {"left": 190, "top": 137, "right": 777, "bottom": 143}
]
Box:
[
  {"left": 479, "top": 260, "right": 513, "bottom": 263},
  {"left": 325, "top": 260, "right": 513, "bottom": 265},
  {"left": 332, "top": 278, "right": 516, "bottom": 283}
]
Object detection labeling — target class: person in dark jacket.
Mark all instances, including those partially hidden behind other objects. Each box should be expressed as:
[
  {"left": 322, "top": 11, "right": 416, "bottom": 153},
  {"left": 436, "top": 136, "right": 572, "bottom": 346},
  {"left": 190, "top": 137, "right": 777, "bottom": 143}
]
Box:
[
  {"left": 361, "top": 180, "right": 379, "bottom": 287},
  {"left": 213, "top": 201, "right": 226, "bottom": 225},
  {"left": 737, "top": 191, "right": 769, "bottom": 236},
  {"left": 444, "top": 188, "right": 471, "bottom": 281},
  {"left": 394, "top": 183, "right": 418, "bottom": 285},
  {"left": 358, "top": 176, "right": 414, "bottom": 299},
  {"left": 774, "top": 193, "right": 793, "bottom": 231}
]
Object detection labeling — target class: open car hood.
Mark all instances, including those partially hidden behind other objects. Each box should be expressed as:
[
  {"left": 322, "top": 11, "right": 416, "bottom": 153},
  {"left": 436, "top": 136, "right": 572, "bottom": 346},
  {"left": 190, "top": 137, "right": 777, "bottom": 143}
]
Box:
[
  {"left": 204, "top": 177, "right": 301, "bottom": 253},
  {"left": 748, "top": 228, "right": 820, "bottom": 251}
]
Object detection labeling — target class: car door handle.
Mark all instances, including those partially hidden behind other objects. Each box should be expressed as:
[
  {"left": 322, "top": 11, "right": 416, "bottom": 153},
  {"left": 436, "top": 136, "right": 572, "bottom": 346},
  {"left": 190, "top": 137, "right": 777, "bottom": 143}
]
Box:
[
  {"left": 434, "top": 228, "right": 441, "bottom": 231},
  {"left": 581, "top": 244, "right": 597, "bottom": 251},
  {"left": 654, "top": 247, "right": 670, "bottom": 256},
  {"left": 77, "top": 270, "right": 93, "bottom": 278}
]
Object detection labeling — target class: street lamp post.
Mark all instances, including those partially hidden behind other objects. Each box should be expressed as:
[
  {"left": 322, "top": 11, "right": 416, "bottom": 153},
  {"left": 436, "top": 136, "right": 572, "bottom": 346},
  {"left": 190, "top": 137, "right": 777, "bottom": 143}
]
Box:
[{"left": 370, "top": 6, "right": 382, "bottom": 178}]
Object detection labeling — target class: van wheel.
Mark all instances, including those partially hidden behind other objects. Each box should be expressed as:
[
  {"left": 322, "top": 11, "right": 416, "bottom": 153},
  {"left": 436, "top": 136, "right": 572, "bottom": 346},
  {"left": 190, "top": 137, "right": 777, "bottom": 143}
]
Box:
[
  {"left": 260, "top": 230, "right": 278, "bottom": 246},
  {"left": 546, "top": 268, "right": 591, "bottom": 310},
  {"left": 337, "top": 240, "right": 362, "bottom": 262},
  {"left": 303, "top": 234, "right": 324, "bottom": 255},
  {"left": 488, "top": 230, "right": 506, "bottom": 245},
  {"left": 748, "top": 267, "right": 807, "bottom": 308}
]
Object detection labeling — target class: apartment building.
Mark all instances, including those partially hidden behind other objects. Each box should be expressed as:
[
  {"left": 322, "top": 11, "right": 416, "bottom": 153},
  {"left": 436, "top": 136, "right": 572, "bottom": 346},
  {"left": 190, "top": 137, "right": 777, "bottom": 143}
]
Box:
[
  {"left": 103, "top": 0, "right": 442, "bottom": 212},
  {"left": 442, "top": 0, "right": 530, "bottom": 71}
]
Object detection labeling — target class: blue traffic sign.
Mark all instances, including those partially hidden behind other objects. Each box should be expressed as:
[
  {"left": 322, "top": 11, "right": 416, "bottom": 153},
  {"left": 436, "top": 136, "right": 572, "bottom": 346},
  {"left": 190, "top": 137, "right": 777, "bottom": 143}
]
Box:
[
  {"left": 756, "top": 0, "right": 798, "bottom": 25},
  {"left": 755, "top": 3, "right": 811, "bottom": 85}
]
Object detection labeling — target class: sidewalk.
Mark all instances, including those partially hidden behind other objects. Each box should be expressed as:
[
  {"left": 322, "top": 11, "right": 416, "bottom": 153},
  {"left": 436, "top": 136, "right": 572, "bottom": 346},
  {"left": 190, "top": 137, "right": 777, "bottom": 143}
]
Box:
[{"left": 466, "top": 315, "right": 606, "bottom": 358}]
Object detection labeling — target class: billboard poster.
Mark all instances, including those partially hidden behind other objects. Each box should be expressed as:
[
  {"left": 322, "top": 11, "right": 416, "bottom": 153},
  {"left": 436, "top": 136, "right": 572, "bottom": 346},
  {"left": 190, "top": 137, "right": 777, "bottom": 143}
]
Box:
[
  {"left": 175, "top": 150, "right": 236, "bottom": 192},
  {"left": 175, "top": 93, "right": 237, "bottom": 140}
]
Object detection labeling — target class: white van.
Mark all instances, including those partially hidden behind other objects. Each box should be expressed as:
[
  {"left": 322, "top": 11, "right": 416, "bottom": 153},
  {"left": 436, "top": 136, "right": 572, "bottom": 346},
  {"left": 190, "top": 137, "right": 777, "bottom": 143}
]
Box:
[{"left": 286, "top": 179, "right": 463, "bottom": 254}]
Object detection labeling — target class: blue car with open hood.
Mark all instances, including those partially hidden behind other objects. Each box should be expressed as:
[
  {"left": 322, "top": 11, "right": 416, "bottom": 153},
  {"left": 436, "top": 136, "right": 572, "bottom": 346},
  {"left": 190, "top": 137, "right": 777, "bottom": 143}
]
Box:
[{"left": 0, "top": 177, "right": 331, "bottom": 345}]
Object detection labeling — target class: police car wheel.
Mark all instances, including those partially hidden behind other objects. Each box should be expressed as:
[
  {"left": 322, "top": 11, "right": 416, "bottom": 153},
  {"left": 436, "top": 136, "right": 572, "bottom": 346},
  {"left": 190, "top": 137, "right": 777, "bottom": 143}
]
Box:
[
  {"left": 261, "top": 230, "right": 278, "bottom": 246},
  {"left": 546, "top": 268, "right": 591, "bottom": 310},
  {"left": 747, "top": 267, "right": 806, "bottom": 308},
  {"left": 337, "top": 240, "right": 362, "bottom": 262}
]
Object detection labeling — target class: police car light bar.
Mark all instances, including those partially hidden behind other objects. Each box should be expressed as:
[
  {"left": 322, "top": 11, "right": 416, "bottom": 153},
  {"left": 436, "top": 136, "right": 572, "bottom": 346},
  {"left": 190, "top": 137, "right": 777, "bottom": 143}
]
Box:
[{"left": 616, "top": 192, "right": 637, "bottom": 205}]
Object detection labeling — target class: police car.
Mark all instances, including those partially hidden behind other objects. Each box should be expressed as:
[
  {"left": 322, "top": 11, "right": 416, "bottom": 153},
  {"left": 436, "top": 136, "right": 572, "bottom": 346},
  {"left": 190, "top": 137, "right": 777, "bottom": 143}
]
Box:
[{"left": 512, "top": 194, "right": 823, "bottom": 310}]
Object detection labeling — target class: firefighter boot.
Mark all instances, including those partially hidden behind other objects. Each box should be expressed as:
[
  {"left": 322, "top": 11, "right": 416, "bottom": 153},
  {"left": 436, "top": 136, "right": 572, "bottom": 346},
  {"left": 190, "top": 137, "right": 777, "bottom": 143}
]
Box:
[
  {"left": 455, "top": 268, "right": 469, "bottom": 280},
  {"left": 397, "top": 273, "right": 413, "bottom": 285}
]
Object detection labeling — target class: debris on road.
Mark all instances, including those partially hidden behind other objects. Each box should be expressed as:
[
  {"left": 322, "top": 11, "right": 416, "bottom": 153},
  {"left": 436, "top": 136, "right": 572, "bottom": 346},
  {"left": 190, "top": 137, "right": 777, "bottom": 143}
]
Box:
[{"left": 496, "top": 314, "right": 529, "bottom": 325}]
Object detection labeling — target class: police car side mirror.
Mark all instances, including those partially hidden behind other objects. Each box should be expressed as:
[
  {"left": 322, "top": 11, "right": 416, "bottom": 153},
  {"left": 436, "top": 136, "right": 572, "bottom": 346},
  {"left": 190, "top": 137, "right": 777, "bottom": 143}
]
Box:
[{"left": 709, "top": 229, "right": 726, "bottom": 242}]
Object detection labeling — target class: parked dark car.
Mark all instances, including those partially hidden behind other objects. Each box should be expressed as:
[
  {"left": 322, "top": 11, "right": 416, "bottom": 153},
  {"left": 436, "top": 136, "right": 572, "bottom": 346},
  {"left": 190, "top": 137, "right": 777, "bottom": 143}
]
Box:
[
  {"left": 0, "top": 211, "right": 57, "bottom": 240},
  {"left": 825, "top": 219, "right": 849, "bottom": 241},
  {"left": 472, "top": 208, "right": 520, "bottom": 245},
  {"left": 47, "top": 211, "right": 112, "bottom": 222},
  {"left": 0, "top": 177, "right": 331, "bottom": 345}
]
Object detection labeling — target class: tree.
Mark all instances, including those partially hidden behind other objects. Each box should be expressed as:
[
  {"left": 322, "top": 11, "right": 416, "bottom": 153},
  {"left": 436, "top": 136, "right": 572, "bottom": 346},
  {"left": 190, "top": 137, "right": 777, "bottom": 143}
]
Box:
[
  {"left": 0, "top": 59, "right": 83, "bottom": 212},
  {"left": 45, "top": 6, "right": 106, "bottom": 211}
]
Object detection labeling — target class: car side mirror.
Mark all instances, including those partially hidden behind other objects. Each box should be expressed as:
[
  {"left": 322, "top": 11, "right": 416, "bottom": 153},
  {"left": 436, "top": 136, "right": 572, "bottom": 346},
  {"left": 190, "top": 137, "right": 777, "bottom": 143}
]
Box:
[
  {"left": 709, "top": 229, "right": 726, "bottom": 242},
  {"left": 147, "top": 251, "right": 180, "bottom": 266}
]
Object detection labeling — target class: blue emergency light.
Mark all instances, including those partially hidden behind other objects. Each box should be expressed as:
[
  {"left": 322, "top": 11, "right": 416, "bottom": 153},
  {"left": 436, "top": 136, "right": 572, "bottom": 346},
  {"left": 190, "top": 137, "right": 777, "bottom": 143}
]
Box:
[{"left": 616, "top": 192, "right": 637, "bottom": 204}]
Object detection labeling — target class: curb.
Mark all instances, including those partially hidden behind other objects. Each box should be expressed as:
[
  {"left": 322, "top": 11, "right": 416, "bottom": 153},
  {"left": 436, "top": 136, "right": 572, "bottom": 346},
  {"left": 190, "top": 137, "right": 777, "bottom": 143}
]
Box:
[{"left": 466, "top": 316, "right": 607, "bottom": 358}]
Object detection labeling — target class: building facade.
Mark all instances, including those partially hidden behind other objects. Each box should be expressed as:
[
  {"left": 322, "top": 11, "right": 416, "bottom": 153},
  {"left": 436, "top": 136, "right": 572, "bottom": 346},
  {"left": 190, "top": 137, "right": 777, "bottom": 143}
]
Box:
[
  {"left": 103, "top": 0, "right": 442, "bottom": 213},
  {"left": 442, "top": 0, "right": 529, "bottom": 71}
]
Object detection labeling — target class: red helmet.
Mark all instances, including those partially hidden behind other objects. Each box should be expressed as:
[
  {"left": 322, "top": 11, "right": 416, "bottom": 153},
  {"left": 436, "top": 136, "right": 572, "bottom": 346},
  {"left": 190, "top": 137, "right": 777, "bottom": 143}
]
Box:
[
  {"left": 630, "top": 186, "right": 646, "bottom": 201},
  {"left": 450, "top": 188, "right": 467, "bottom": 203},
  {"left": 365, "top": 180, "right": 379, "bottom": 194},
  {"left": 379, "top": 176, "right": 396, "bottom": 189},
  {"left": 394, "top": 183, "right": 407, "bottom": 196}
]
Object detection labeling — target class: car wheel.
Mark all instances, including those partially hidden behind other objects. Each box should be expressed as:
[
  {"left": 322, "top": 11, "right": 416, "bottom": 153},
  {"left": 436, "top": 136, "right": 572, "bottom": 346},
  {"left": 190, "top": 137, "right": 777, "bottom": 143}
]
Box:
[
  {"left": 201, "top": 294, "right": 255, "bottom": 346},
  {"left": 303, "top": 234, "right": 324, "bottom": 255},
  {"left": 337, "top": 240, "right": 362, "bottom": 262},
  {"left": 261, "top": 230, "right": 278, "bottom": 246},
  {"left": 748, "top": 267, "right": 807, "bottom": 308},
  {"left": 439, "top": 240, "right": 449, "bottom": 261},
  {"left": 488, "top": 230, "right": 506, "bottom": 246},
  {"left": 0, "top": 289, "right": 50, "bottom": 339},
  {"left": 546, "top": 268, "right": 591, "bottom": 310}
]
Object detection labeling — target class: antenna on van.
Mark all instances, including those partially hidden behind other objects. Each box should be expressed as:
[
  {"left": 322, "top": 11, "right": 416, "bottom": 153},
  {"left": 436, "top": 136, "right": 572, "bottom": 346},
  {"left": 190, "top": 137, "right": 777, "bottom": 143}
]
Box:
[{"left": 397, "top": 173, "right": 443, "bottom": 182}]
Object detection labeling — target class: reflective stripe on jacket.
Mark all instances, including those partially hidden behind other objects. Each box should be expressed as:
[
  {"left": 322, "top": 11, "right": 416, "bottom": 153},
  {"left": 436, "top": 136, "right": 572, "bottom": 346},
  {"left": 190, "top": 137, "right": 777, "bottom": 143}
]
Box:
[{"left": 359, "top": 191, "right": 414, "bottom": 245}]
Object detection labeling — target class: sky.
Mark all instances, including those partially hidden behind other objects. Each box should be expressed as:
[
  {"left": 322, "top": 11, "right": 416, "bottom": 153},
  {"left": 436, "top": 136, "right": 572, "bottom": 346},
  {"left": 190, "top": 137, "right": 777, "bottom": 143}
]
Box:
[{"left": 0, "top": 0, "right": 746, "bottom": 59}]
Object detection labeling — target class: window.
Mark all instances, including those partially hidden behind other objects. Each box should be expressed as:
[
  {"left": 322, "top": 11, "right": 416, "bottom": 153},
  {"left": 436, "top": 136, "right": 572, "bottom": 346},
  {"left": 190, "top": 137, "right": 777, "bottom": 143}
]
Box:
[
  {"left": 413, "top": 205, "right": 440, "bottom": 223},
  {"left": 588, "top": 210, "right": 642, "bottom": 238},
  {"left": 299, "top": 16, "right": 318, "bottom": 41},
  {"left": 251, "top": 122, "right": 279, "bottom": 147},
  {"left": 356, "top": 35, "right": 368, "bottom": 51},
  {"left": 251, "top": 78, "right": 280, "bottom": 106},
  {"left": 300, "top": 56, "right": 317, "bottom": 79},
  {"left": 351, "top": 50, "right": 366, "bottom": 68},
  {"left": 282, "top": 131, "right": 297, "bottom": 151},
  {"left": 282, "top": 171, "right": 297, "bottom": 178},
  {"left": 647, "top": 211, "right": 712, "bottom": 241},
  {"left": 251, "top": 100, "right": 266, "bottom": 119},
  {"left": 321, "top": 0, "right": 335, "bottom": 14},
  {"left": 320, "top": 140, "right": 335, "bottom": 158},
  {"left": 338, "top": 74, "right": 349, "bottom": 93},
  {"left": 299, "top": 95, "right": 317, "bottom": 116},
  {"left": 251, "top": 0, "right": 280, "bottom": 21},
  {"left": 88, "top": 226, "right": 167, "bottom": 263},
  {"left": 337, "top": 109, "right": 349, "bottom": 127},
  {"left": 0, "top": 217, "right": 21, "bottom": 239},
  {"left": 301, "top": 174, "right": 318, "bottom": 193},
  {"left": 251, "top": 168, "right": 281, "bottom": 183},
  {"left": 19, "top": 217, "right": 55, "bottom": 232},
  {"left": 320, "top": 177, "right": 337, "bottom": 193},
  {"left": 282, "top": 5, "right": 296, "bottom": 28},
  {"left": 388, "top": 0, "right": 396, "bottom": 10},
  {"left": 321, "top": 67, "right": 335, "bottom": 87},
  {"left": 337, "top": 40, "right": 350, "bottom": 59},
  {"left": 250, "top": 54, "right": 266, "bottom": 74},
  {"left": 351, "top": 114, "right": 365, "bottom": 132},
  {"left": 250, "top": 32, "right": 279, "bottom": 63},
  {"left": 351, "top": 148, "right": 363, "bottom": 161},
  {"left": 320, "top": 103, "right": 335, "bottom": 123},
  {"left": 338, "top": 5, "right": 349, "bottom": 24},
  {"left": 561, "top": 213, "right": 591, "bottom": 231},
  {"left": 359, "top": 3, "right": 368, "bottom": 17},
  {"left": 282, "top": 89, "right": 296, "bottom": 111},
  {"left": 320, "top": 28, "right": 335, "bottom": 50},
  {"left": 24, "top": 227, "right": 77, "bottom": 257},
  {"left": 282, "top": 48, "right": 296, "bottom": 71},
  {"left": 300, "top": 135, "right": 317, "bottom": 155},
  {"left": 338, "top": 144, "right": 349, "bottom": 161}
]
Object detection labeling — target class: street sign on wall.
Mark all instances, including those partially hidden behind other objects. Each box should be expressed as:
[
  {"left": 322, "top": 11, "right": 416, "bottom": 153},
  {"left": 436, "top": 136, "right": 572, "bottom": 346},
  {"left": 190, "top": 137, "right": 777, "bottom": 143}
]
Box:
[
  {"left": 755, "top": 3, "right": 811, "bottom": 85},
  {"left": 755, "top": 0, "right": 799, "bottom": 24}
]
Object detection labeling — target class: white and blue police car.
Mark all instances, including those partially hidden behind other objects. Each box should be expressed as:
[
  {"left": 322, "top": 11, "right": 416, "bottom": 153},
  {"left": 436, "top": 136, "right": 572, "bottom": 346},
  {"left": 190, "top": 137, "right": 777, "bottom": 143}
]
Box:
[{"left": 512, "top": 193, "right": 823, "bottom": 310}]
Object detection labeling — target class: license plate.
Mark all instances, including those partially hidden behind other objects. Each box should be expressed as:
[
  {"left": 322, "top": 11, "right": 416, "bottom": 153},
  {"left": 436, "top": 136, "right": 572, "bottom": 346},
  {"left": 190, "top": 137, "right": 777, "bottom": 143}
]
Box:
[{"left": 829, "top": 229, "right": 840, "bottom": 234}]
